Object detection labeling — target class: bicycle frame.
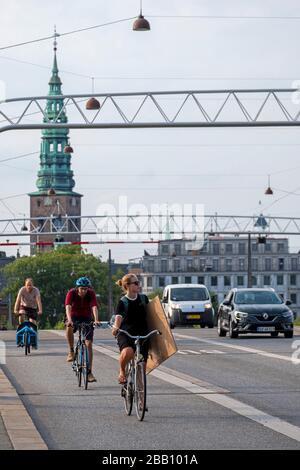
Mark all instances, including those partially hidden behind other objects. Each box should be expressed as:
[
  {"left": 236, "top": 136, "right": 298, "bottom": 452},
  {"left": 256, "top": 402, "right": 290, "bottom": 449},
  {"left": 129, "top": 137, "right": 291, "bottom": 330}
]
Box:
[{"left": 72, "top": 321, "right": 94, "bottom": 389}]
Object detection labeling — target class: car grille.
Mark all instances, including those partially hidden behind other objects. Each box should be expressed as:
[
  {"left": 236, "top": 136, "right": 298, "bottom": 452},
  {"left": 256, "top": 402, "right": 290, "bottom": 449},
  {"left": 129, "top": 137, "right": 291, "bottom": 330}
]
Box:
[{"left": 253, "top": 315, "right": 278, "bottom": 322}]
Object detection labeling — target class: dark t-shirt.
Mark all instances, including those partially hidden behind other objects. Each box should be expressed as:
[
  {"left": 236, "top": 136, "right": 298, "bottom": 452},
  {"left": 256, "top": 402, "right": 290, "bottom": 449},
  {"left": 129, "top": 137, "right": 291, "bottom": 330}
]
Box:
[
  {"left": 65, "top": 288, "right": 97, "bottom": 318},
  {"left": 115, "top": 294, "right": 149, "bottom": 335}
]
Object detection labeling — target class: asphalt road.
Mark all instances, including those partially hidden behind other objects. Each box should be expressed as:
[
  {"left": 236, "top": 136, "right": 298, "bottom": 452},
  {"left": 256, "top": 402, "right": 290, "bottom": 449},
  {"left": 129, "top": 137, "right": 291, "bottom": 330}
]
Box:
[{"left": 1, "top": 327, "right": 300, "bottom": 450}]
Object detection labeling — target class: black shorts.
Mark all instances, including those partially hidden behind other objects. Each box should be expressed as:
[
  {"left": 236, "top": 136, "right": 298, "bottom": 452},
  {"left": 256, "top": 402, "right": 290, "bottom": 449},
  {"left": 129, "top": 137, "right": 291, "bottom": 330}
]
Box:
[
  {"left": 20, "top": 307, "right": 38, "bottom": 321},
  {"left": 66, "top": 316, "right": 94, "bottom": 341},
  {"left": 117, "top": 332, "right": 149, "bottom": 360}
]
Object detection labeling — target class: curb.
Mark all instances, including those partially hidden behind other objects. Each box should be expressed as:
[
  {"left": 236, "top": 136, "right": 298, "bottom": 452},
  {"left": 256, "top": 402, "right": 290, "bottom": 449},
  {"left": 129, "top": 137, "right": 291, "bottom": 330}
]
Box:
[{"left": 0, "top": 367, "right": 48, "bottom": 450}]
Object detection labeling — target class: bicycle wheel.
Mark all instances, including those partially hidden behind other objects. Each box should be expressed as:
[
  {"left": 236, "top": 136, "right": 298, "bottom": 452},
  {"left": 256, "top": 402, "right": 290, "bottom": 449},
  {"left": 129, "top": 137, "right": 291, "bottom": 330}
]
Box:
[
  {"left": 135, "top": 361, "right": 146, "bottom": 421},
  {"left": 72, "top": 344, "right": 79, "bottom": 375},
  {"left": 24, "top": 331, "right": 30, "bottom": 356},
  {"left": 78, "top": 344, "right": 83, "bottom": 387},
  {"left": 82, "top": 344, "right": 89, "bottom": 390},
  {"left": 123, "top": 362, "right": 133, "bottom": 416}
]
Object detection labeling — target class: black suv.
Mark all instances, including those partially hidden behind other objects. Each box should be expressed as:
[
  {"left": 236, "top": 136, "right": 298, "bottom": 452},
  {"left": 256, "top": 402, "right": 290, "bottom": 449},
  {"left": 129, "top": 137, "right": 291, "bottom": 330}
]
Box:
[{"left": 217, "top": 288, "right": 294, "bottom": 339}]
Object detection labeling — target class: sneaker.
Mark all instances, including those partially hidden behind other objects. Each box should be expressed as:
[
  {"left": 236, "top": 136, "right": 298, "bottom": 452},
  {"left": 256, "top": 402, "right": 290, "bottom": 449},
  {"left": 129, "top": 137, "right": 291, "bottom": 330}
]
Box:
[
  {"left": 67, "top": 351, "right": 75, "bottom": 362},
  {"left": 87, "top": 372, "right": 97, "bottom": 383}
]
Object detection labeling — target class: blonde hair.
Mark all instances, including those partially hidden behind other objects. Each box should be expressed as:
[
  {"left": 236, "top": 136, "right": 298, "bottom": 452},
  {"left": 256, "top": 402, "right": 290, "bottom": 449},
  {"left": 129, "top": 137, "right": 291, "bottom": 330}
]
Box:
[{"left": 116, "top": 273, "right": 138, "bottom": 293}]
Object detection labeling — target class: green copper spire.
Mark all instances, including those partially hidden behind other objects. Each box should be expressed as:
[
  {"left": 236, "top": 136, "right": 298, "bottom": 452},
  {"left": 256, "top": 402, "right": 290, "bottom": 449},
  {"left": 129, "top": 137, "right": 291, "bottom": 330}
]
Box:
[{"left": 31, "top": 31, "right": 79, "bottom": 196}]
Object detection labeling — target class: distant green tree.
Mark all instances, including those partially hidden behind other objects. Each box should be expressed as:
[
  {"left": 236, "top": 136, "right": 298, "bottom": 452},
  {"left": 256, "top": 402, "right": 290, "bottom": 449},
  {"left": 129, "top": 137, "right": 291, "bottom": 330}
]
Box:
[
  {"left": 147, "top": 288, "right": 163, "bottom": 300},
  {"left": 209, "top": 290, "right": 219, "bottom": 325},
  {"left": 0, "top": 246, "right": 119, "bottom": 327},
  {"left": 209, "top": 290, "right": 219, "bottom": 312}
]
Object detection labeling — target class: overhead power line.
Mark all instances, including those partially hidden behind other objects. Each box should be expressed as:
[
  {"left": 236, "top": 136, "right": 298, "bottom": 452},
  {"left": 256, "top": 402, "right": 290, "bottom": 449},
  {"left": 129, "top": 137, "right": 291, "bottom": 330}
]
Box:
[
  {"left": 0, "top": 55, "right": 298, "bottom": 82},
  {"left": 149, "top": 14, "right": 300, "bottom": 20},
  {"left": 0, "top": 17, "right": 135, "bottom": 51},
  {"left": 1, "top": 13, "right": 300, "bottom": 52},
  {"left": 0, "top": 151, "right": 38, "bottom": 163}
]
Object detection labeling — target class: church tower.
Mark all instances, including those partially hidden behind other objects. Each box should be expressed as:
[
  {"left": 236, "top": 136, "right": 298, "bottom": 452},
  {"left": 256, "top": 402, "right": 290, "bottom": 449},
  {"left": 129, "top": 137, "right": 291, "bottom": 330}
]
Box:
[{"left": 29, "top": 37, "right": 82, "bottom": 253}]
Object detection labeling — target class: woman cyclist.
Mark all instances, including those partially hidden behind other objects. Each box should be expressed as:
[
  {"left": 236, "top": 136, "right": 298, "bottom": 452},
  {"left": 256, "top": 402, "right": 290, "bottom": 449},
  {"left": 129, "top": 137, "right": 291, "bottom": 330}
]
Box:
[{"left": 111, "top": 273, "right": 149, "bottom": 384}]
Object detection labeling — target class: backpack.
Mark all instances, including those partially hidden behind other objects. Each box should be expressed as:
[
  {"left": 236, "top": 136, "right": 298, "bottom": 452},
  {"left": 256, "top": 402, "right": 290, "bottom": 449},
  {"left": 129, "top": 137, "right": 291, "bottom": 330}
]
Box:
[{"left": 120, "top": 293, "right": 147, "bottom": 316}]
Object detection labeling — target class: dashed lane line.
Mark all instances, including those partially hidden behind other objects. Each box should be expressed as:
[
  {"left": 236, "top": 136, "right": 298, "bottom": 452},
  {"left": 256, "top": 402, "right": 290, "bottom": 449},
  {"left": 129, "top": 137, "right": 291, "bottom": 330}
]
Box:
[{"left": 174, "top": 332, "right": 296, "bottom": 363}]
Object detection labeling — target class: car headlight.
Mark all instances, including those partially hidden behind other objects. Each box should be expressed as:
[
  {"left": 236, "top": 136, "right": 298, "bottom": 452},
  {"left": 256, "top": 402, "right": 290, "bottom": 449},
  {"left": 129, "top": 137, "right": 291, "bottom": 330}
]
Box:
[
  {"left": 235, "top": 311, "right": 248, "bottom": 320},
  {"left": 282, "top": 311, "right": 293, "bottom": 318},
  {"left": 171, "top": 303, "right": 181, "bottom": 310},
  {"left": 204, "top": 303, "right": 212, "bottom": 309}
]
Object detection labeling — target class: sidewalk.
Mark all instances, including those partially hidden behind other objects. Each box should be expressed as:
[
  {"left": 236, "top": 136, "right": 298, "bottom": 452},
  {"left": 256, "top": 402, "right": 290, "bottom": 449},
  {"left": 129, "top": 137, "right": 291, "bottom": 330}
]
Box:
[
  {"left": 0, "top": 367, "right": 47, "bottom": 450},
  {"left": 0, "top": 413, "right": 13, "bottom": 450}
]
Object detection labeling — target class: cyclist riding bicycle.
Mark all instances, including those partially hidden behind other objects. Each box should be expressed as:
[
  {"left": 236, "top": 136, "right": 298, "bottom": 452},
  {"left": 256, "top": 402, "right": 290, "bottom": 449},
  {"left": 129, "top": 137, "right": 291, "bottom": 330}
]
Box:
[
  {"left": 112, "top": 273, "right": 149, "bottom": 385},
  {"left": 14, "top": 278, "right": 43, "bottom": 327},
  {"left": 14, "top": 278, "right": 42, "bottom": 349},
  {"left": 65, "top": 276, "right": 100, "bottom": 383}
]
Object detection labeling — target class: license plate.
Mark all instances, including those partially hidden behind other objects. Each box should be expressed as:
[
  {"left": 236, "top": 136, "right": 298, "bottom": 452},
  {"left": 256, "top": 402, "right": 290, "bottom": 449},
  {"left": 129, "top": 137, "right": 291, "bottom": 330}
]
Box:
[
  {"left": 257, "top": 327, "right": 275, "bottom": 332},
  {"left": 187, "top": 314, "right": 200, "bottom": 320}
]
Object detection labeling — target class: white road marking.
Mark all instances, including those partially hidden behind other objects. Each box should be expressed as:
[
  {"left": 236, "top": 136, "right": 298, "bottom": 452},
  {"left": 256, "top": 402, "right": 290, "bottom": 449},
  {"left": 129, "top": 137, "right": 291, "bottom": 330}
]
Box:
[
  {"left": 153, "top": 369, "right": 300, "bottom": 444},
  {"left": 174, "top": 332, "right": 295, "bottom": 363},
  {"left": 178, "top": 349, "right": 225, "bottom": 355},
  {"left": 50, "top": 331, "right": 300, "bottom": 444},
  {"left": 92, "top": 341, "right": 300, "bottom": 444},
  {"left": 182, "top": 349, "right": 202, "bottom": 355},
  {"left": 199, "top": 349, "right": 225, "bottom": 355}
]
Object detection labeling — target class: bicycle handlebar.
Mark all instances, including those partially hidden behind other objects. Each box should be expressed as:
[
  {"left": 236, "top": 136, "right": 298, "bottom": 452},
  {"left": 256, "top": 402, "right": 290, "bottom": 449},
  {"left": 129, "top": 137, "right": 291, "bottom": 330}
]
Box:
[
  {"left": 72, "top": 320, "right": 95, "bottom": 328},
  {"left": 117, "top": 329, "right": 161, "bottom": 340}
]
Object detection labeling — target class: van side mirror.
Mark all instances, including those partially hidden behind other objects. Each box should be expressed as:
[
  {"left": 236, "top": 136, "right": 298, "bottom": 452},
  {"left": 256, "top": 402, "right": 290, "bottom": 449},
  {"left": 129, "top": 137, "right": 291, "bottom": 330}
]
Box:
[
  {"left": 285, "top": 300, "right": 292, "bottom": 306},
  {"left": 162, "top": 297, "right": 168, "bottom": 303},
  {"left": 223, "top": 300, "right": 231, "bottom": 306}
]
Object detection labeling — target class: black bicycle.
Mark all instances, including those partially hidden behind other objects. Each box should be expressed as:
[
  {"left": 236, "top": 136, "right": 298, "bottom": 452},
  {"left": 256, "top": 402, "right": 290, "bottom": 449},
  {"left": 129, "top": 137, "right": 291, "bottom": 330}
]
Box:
[
  {"left": 118, "top": 329, "right": 161, "bottom": 421},
  {"left": 72, "top": 321, "right": 94, "bottom": 390}
]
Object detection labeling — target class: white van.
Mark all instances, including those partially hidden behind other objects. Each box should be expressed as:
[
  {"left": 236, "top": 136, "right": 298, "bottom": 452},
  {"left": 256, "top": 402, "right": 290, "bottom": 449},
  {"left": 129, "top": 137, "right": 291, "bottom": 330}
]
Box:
[{"left": 162, "top": 284, "right": 214, "bottom": 329}]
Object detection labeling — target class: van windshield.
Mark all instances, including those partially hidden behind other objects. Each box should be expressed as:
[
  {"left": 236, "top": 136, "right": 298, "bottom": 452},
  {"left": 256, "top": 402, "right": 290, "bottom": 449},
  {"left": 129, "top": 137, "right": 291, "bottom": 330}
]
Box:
[{"left": 170, "top": 288, "right": 209, "bottom": 301}]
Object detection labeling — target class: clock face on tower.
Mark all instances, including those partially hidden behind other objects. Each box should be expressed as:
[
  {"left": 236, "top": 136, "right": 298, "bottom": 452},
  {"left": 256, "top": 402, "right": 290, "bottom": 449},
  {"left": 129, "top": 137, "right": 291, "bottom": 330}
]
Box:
[{"left": 44, "top": 196, "right": 52, "bottom": 206}]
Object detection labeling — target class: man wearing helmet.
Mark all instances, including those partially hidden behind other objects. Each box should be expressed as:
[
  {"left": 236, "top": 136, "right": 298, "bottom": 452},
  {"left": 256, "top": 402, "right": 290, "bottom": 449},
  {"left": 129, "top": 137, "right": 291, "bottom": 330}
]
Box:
[{"left": 65, "top": 277, "right": 100, "bottom": 383}]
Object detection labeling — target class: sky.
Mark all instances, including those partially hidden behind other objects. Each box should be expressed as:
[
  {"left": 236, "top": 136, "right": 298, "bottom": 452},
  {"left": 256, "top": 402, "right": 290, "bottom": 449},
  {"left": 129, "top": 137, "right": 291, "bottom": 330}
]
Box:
[{"left": 1, "top": 0, "right": 300, "bottom": 262}]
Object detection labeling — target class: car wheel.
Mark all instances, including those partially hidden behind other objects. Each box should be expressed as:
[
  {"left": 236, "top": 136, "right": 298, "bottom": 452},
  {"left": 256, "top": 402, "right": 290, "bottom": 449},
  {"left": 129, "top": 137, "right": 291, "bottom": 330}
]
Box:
[
  {"left": 200, "top": 324, "right": 206, "bottom": 329},
  {"left": 217, "top": 317, "right": 227, "bottom": 337},
  {"left": 270, "top": 332, "right": 279, "bottom": 338},
  {"left": 229, "top": 318, "right": 238, "bottom": 339},
  {"left": 207, "top": 322, "right": 214, "bottom": 329},
  {"left": 284, "top": 330, "right": 293, "bottom": 339}
]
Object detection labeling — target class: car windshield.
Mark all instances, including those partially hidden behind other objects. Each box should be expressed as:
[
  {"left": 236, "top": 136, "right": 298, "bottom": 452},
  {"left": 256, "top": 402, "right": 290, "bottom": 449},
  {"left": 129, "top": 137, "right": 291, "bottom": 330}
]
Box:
[
  {"left": 235, "top": 291, "right": 283, "bottom": 305},
  {"left": 170, "top": 288, "right": 209, "bottom": 301}
]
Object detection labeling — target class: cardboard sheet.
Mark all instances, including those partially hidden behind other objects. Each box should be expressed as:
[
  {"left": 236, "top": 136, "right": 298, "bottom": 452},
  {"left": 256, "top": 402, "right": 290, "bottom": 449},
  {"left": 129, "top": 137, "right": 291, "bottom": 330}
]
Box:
[{"left": 146, "top": 296, "right": 178, "bottom": 374}]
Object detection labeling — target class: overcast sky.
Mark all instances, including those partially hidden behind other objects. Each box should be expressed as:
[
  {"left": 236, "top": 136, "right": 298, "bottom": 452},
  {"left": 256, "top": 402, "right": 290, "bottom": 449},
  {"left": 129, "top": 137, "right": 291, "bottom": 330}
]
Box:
[{"left": 1, "top": 0, "right": 300, "bottom": 262}]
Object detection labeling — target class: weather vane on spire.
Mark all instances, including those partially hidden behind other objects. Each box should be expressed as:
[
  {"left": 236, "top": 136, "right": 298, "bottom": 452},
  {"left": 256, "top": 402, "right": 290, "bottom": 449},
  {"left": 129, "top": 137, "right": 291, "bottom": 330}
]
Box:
[{"left": 53, "top": 25, "right": 60, "bottom": 52}]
